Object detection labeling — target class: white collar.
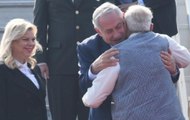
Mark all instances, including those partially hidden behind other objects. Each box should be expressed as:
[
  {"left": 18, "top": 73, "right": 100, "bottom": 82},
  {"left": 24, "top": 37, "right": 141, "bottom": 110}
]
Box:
[{"left": 15, "top": 60, "right": 28, "bottom": 69}]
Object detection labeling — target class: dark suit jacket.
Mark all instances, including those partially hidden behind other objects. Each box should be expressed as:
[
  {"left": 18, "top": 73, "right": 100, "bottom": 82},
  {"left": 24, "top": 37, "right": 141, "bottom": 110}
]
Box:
[
  {"left": 33, "top": 0, "right": 115, "bottom": 75},
  {"left": 0, "top": 64, "right": 47, "bottom": 120},
  {"left": 77, "top": 34, "right": 111, "bottom": 120},
  {"left": 77, "top": 34, "right": 110, "bottom": 93},
  {"left": 143, "top": 0, "right": 177, "bottom": 36}
]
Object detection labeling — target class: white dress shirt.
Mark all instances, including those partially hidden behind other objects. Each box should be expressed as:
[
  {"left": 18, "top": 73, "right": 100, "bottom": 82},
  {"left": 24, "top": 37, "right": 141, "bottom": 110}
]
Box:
[
  {"left": 15, "top": 60, "right": 40, "bottom": 89},
  {"left": 167, "top": 36, "right": 190, "bottom": 68},
  {"left": 84, "top": 33, "right": 190, "bottom": 108}
]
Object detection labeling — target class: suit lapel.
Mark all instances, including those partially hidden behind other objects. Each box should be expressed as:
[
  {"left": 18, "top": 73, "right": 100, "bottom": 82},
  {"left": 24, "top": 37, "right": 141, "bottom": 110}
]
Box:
[
  {"left": 10, "top": 68, "right": 45, "bottom": 102},
  {"left": 31, "top": 69, "right": 46, "bottom": 98}
]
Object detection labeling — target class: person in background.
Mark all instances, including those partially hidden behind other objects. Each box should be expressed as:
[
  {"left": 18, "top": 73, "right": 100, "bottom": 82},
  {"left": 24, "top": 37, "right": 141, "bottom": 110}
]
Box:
[
  {"left": 77, "top": 2, "right": 190, "bottom": 120},
  {"left": 116, "top": 0, "right": 177, "bottom": 36},
  {"left": 0, "top": 18, "right": 47, "bottom": 120},
  {"left": 115, "top": 0, "right": 138, "bottom": 12},
  {"left": 143, "top": 0, "right": 178, "bottom": 36},
  {"left": 33, "top": 0, "right": 115, "bottom": 120}
]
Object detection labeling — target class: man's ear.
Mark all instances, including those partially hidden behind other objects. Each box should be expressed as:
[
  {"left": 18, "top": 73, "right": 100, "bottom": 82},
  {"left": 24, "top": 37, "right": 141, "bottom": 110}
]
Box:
[
  {"left": 150, "top": 23, "right": 154, "bottom": 31},
  {"left": 95, "top": 28, "right": 103, "bottom": 37}
]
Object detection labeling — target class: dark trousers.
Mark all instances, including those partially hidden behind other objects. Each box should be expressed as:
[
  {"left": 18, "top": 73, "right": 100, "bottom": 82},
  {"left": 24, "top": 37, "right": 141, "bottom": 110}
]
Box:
[{"left": 47, "top": 75, "right": 89, "bottom": 120}]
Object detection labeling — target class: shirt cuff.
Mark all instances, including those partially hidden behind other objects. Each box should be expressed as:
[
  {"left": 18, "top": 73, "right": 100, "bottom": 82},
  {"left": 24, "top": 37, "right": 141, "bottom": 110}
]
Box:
[
  {"left": 171, "top": 65, "right": 179, "bottom": 77},
  {"left": 88, "top": 66, "right": 97, "bottom": 81}
]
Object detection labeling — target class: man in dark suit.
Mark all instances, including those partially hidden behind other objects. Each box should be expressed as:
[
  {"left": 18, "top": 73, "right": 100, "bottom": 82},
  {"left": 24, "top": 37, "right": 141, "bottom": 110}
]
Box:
[
  {"left": 78, "top": 35, "right": 118, "bottom": 120},
  {"left": 77, "top": 2, "right": 180, "bottom": 120},
  {"left": 33, "top": 0, "right": 115, "bottom": 120},
  {"left": 143, "top": 0, "right": 178, "bottom": 36},
  {"left": 116, "top": 0, "right": 177, "bottom": 36}
]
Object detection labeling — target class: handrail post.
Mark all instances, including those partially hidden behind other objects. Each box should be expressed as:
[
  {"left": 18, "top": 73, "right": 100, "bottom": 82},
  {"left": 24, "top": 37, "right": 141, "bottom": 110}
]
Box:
[{"left": 185, "top": 0, "right": 190, "bottom": 28}]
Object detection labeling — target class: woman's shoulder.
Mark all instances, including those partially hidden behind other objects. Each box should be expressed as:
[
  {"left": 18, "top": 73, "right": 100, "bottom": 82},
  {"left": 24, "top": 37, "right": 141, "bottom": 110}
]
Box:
[
  {"left": 0, "top": 61, "right": 5, "bottom": 67},
  {"left": 0, "top": 62, "right": 8, "bottom": 71},
  {"left": 0, "top": 62, "right": 9, "bottom": 78}
]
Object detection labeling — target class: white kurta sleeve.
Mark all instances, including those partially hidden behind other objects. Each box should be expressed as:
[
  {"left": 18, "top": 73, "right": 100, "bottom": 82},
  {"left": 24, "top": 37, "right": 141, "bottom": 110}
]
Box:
[
  {"left": 82, "top": 62, "right": 120, "bottom": 108},
  {"left": 168, "top": 37, "right": 190, "bottom": 68}
]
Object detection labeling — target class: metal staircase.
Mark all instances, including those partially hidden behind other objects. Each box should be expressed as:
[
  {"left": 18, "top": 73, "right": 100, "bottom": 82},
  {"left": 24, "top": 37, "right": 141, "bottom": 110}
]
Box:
[{"left": 175, "top": 0, "right": 190, "bottom": 119}]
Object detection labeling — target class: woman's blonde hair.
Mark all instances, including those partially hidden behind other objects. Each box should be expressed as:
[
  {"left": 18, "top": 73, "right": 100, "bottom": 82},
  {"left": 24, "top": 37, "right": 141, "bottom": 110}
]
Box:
[{"left": 0, "top": 18, "right": 42, "bottom": 69}]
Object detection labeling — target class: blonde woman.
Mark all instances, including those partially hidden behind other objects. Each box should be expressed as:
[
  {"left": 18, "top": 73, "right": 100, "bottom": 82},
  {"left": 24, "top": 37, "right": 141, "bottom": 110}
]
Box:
[{"left": 0, "top": 18, "right": 47, "bottom": 120}]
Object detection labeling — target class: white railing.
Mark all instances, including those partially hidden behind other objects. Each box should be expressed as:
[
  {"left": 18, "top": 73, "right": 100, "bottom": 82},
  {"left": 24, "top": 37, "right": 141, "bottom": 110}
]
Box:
[
  {"left": 185, "top": 0, "right": 190, "bottom": 28},
  {"left": 188, "top": 97, "right": 190, "bottom": 119}
]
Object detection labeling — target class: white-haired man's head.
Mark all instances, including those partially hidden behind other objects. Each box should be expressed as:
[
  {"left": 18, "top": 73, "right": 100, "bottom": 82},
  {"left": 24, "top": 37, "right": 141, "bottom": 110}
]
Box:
[
  {"left": 92, "top": 2, "right": 123, "bottom": 29},
  {"left": 124, "top": 5, "right": 153, "bottom": 33}
]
